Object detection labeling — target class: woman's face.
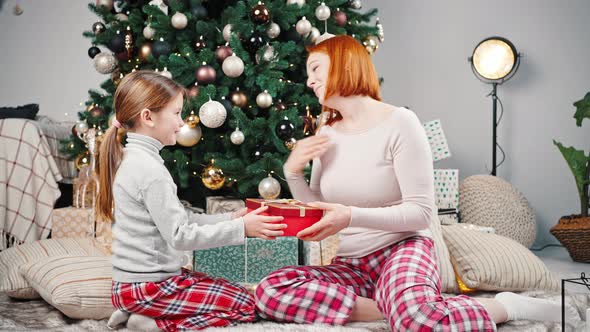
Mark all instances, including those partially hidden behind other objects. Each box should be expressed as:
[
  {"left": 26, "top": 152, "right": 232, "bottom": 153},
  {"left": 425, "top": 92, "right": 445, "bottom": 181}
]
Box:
[{"left": 306, "top": 52, "right": 330, "bottom": 104}]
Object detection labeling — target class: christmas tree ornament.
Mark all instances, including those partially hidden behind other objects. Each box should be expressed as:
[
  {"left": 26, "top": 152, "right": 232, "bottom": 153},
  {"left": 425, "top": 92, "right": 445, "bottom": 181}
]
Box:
[
  {"left": 285, "top": 137, "right": 297, "bottom": 150},
  {"left": 152, "top": 38, "right": 171, "bottom": 59},
  {"left": 266, "top": 22, "right": 281, "bottom": 39},
  {"left": 286, "top": 0, "right": 305, "bottom": 7},
  {"left": 90, "top": 106, "right": 105, "bottom": 118},
  {"left": 96, "top": 0, "right": 114, "bottom": 11},
  {"left": 92, "top": 22, "right": 106, "bottom": 34},
  {"left": 75, "top": 121, "right": 89, "bottom": 135},
  {"left": 176, "top": 123, "right": 202, "bottom": 146},
  {"left": 255, "top": 44, "right": 276, "bottom": 64},
  {"left": 258, "top": 174, "right": 281, "bottom": 199},
  {"left": 334, "top": 9, "right": 347, "bottom": 26},
  {"left": 215, "top": 45, "right": 233, "bottom": 63},
  {"left": 303, "top": 106, "right": 316, "bottom": 135},
  {"left": 201, "top": 162, "right": 225, "bottom": 190},
  {"left": 222, "top": 53, "right": 244, "bottom": 78},
  {"left": 88, "top": 46, "right": 101, "bottom": 59},
  {"left": 160, "top": 67, "right": 172, "bottom": 79},
  {"left": 350, "top": 0, "right": 361, "bottom": 9},
  {"left": 143, "top": 25, "right": 155, "bottom": 39},
  {"left": 253, "top": 145, "right": 270, "bottom": 160},
  {"left": 256, "top": 90, "right": 273, "bottom": 108},
  {"left": 74, "top": 151, "right": 91, "bottom": 171},
  {"left": 188, "top": 83, "right": 199, "bottom": 98},
  {"left": 307, "top": 27, "right": 321, "bottom": 43},
  {"left": 171, "top": 12, "right": 188, "bottom": 29},
  {"left": 115, "top": 50, "right": 130, "bottom": 61},
  {"left": 194, "top": 35, "right": 207, "bottom": 50},
  {"left": 222, "top": 24, "right": 233, "bottom": 42},
  {"left": 109, "top": 31, "right": 126, "bottom": 53},
  {"left": 363, "top": 35, "right": 379, "bottom": 54},
  {"left": 230, "top": 127, "right": 245, "bottom": 145},
  {"left": 185, "top": 111, "right": 200, "bottom": 128},
  {"left": 115, "top": 13, "right": 129, "bottom": 21},
  {"left": 315, "top": 2, "right": 331, "bottom": 21},
  {"left": 13, "top": 4, "right": 23, "bottom": 15},
  {"left": 149, "top": 0, "right": 168, "bottom": 15},
  {"left": 220, "top": 97, "right": 233, "bottom": 112},
  {"left": 230, "top": 89, "right": 248, "bottom": 108},
  {"left": 274, "top": 100, "right": 287, "bottom": 111},
  {"left": 199, "top": 98, "right": 227, "bottom": 128},
  {"left": 296, "top": 16, "right": 312, "bottom": 35},
  {"left": 275, "top": 118, "right": 295, "bottom": 140},
  {"left": 191, "top": 5, "right": 207, "bottom": 19},
  {"left": 245, "top": 33, "right": 265, "bottom": 54},
  {"left": 124, "top": 26, "right": 134, "bottom": 57},
  {"left": 195, "top": 63, "right": 216, "bottom": 85},
  {"left": 250, "top": 2, "right": 270, "bottom": 25},
  {"left": 376, "top": 17, "right": 384, "bottom": 42},
  {"left": 139, "top": 41, "right": 153, "bottom": 62},
  {"left": 94, "top": 52, "right": 117, "bottom": 74}
]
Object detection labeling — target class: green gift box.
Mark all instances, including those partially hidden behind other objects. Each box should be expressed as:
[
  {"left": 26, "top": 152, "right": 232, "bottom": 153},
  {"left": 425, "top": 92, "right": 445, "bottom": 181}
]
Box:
[{"left": 193, "top": 237, "right": 299, "bottom": 284}]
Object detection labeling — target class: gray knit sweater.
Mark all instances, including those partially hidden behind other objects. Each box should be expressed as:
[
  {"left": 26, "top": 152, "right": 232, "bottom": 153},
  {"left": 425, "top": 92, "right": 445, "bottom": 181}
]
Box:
[{"left": 111, "top": 133, "right": 245, "bottom": 282}]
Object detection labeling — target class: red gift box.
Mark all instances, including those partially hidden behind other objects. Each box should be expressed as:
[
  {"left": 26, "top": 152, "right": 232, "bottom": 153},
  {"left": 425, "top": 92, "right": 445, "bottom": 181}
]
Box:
[{"left": 245, "top": 199, "right": 323, "bottom": 236}]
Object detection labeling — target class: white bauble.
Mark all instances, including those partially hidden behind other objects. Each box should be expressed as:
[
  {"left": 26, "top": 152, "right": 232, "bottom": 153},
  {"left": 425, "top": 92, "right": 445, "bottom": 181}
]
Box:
[
  {"left": 230, "top": 127, "right": 245, "bottom": 145},
  {"left": 160, "top": 67, "right": 172, "bottom": 79},
  {"left": 171, "top": 12, "right": 188, "bottom": 29},
  {"left": 222, "top": 24, "right": 233, "bottom": 42},
  {"left": 308, "top": 27, "right": 321, "bottom": 43},
  {"left": 222, "top": 54, "right": 244, "bottom": 78},
  {"left": 199, "top": 100, "right": 227, "bottom": 128},
  {"left": 176, "top": 124, "right": 202, "bottom": 147},
  {"left": 286, "top": 0, "right": 305, "bottom": 7},
  {"left": 94, "top": 52, "right": 117, "bottom": 74},
  {"left": 296, "top": 17, "right": 312, "bottom": 35},
  {"left": 266, "top": 22, "right": 281, "bottom": 39},
  {"left": 256, "top": 90, "right": 273, "bottom": 108},
  {"left": 258, "top": 175, "right": 281, "bottom": 199},
  {"left": 255, "top": 44, "right": 276, "bottom": 64},
  {"left": 75, "top": 121, "right": 89, "bottom": 135},
  {"left": 143, "top": 25, "right": 155, "bottom": 39},
  {"left": 315, "top": 2, "right": 331, "bottom": 21}
]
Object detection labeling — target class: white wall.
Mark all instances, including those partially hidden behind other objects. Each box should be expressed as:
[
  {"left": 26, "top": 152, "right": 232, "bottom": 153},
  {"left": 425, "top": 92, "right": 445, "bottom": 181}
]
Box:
[
  {"left": 364, "top": 0, "right": 590, "bottom": 246},
  {"left": 1, "top": 0, "right": 589, "bottom": 247}
]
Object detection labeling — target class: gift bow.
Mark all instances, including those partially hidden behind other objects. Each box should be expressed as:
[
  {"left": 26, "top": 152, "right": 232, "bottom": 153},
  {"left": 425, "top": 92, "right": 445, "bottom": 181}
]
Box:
[{"left": 260, "top": 199, "right": 309, "bottom": 217}]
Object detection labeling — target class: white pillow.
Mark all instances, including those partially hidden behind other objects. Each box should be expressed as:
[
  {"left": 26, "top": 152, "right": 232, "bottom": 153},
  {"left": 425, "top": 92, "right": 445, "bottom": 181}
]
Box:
[
  {"left": 20, "top": 255, "right": 115, "bottom": 320},
  {"left": 0, "top": 237, "right": 107, "bottom": 299}
]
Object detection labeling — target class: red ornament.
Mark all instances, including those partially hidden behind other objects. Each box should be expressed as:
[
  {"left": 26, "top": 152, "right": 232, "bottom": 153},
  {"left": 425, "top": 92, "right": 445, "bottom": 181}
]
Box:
[{"left": 334, "top": 10, "right": 347, "bottom": 27}]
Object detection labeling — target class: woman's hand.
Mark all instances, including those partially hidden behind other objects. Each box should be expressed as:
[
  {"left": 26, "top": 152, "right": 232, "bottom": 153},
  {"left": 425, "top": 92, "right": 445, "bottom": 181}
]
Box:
[
  {"left": 284, "top": 135, "right": 330, "bottom": 175},
  {"left": 297, "top": 202, "right": 351, "bottom": 241}
]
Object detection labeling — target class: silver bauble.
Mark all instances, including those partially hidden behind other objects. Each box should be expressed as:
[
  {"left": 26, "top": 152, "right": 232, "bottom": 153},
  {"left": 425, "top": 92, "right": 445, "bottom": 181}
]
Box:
[
  {"left": 315, "top": 2, "right": 331, "bottom": 21},
  {"left": 255, "top": 45, "right": 276, "bottom": 64},
  {"left": 286, "top": 0, "right": 305, "bottom": 7},
  {"left": 350, "top": 0, "right": 362, "bottom": 9},
  {"left": 176, "top": 123, "right": 202, "bottom": 147},
  {"left": 222, "top": 54, "right": 244, "bottom": 78},
  {"left": 256, "top": 90, "right": 273, "bottom": 109},
  {"left": 75, "top": 121, "right": 89, "bottom": 135},
  {"left": 199, "top": 100, "right": 227, "bottom": 128},
  {"left": 266, "top": 22, "right": 281, "bottom": 39},
  {"left": 143, "top": 25, "right": 155, "bottom": 39},
  {"left": 171, "top": 12, "right": 188, "bottom": 29},
  {"left": 296, "top": 16, "right": 312, "bottom": 35},
  {"left": 115, "top": 13, "right": 128, "bottom": 21},
  {"left": 230, "top": 127, "right": 245, "bottom": 145},
  {"left": 258, "top": 175, "right": 281, "bottom": 199},
  {"left": 308, "top": 27, "right": 321, "bottom": 43},
  {"left": 222, "top": 24, "right": 233, "bottom": 42},
  {"left": 96, "top": 0, "right": 114, "bottom": 11},
  {"left": 94, "top": 52, "right": 117, "bottom": 74},
  {"left": 160, "top": 67, "right": 172, "bottom": 79}
]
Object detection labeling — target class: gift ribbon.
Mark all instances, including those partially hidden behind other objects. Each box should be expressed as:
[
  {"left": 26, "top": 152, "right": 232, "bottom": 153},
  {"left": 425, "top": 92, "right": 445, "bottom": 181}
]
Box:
[{"left": 260, "top": 199, "right": 308, "bottom": 217}]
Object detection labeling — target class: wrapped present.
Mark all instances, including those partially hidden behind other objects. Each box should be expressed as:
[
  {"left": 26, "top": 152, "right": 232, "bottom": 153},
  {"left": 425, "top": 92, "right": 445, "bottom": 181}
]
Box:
[
  {"left": 301, "top": 234, "right": 340, "bottom": 266},
  {"left": 434, "top": 169, "right": 460, "bottom": 224},
  {"left": 95, "top": 215, "right": 113, "bottom": 255},
  {"left": 72, "top": 178, "right": 96, "bottom": 209},
  {"left": 206, "top": 196, "right": 245, "bottom": 214},
  {"left": 245, "top": 199, "right": 322, "bottom": 237},
  {"left": 423, "top": 119, "right": 451, "bottom": 162},
  {"left": 51, "top": 207, "right": 94, "bottom": 239},
  {"left": 194, "top": 237, "right": 298, "bottom": 284}
]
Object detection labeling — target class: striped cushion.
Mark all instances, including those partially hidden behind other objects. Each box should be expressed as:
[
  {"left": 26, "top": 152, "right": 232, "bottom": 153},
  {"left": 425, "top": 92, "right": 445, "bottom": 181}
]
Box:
[
  {"left": 0, "top": 238, "right": 107, "bottom": 299},
  {"left": 20, "top": 255, "right": 114, "bottom": 320},
  {"left": 443, "top": 224, "right": 559, "bottom": 292},
  {"left": 429, "top": 215, "right": 458, "bottom": 293}
]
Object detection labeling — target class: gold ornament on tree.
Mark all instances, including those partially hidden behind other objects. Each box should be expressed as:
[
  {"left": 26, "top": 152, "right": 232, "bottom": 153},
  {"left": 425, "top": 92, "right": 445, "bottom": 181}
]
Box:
[
  {"left": 285, "top": 137, "right": 297, "bottom": 150},
  {"left": 185, "top": 111, "right": 200, "bottom": 128},
  {"left": 176, "top": 123, "right": 202, "bottom": 147},
  {"left": 230, "top": 88, "right": 248, "bottom": 108},
  {"left": 201, "top": 161, "right": 225, "bottom": 190},
  {"left": 258, "top": 174, "right": 281, "bottom": 199},
  {"left": 139, "top": 42, "right": 153, "bottom": 62},
  {"left": 363, "top": 35, "right": 379, "bottom": 54}
]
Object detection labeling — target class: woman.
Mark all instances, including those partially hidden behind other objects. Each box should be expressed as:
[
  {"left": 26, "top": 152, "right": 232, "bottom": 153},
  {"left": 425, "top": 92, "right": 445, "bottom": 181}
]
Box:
[{"left": 255, "top": 34, "right": 565, "bottom": 331}]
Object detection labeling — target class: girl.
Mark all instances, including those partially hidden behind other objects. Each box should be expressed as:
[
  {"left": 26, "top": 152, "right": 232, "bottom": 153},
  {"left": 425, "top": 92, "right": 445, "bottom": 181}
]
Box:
[
  {"left": 255, "top": 35, "right": 570, "bottom": 331},
  {"left": 97, "top": 70, "right": 286, "bottom": 331}
]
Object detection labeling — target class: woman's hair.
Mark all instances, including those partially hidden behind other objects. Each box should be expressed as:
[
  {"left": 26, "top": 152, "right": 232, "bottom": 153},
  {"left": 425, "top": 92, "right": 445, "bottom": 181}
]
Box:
[
  {"left": 306, "top": 35, "right": 381, "bottom": 127},
  {"left": 97, "top": 70, "right": 185, "bottom": 221}
]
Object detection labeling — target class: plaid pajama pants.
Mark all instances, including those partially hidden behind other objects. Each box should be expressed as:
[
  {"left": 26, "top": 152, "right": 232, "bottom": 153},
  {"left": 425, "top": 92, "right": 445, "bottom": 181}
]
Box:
[
  {"left": 111, "top": 268, "right": 256, "bottom": 331},
  {"left": 256, "top": 236, "right": 496, "bottom": 331}
]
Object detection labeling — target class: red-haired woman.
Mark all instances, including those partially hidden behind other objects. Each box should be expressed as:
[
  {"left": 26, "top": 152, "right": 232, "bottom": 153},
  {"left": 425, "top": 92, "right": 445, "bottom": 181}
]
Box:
[{"left": 255, "top": 35, "right": 567, "bottom": 331}]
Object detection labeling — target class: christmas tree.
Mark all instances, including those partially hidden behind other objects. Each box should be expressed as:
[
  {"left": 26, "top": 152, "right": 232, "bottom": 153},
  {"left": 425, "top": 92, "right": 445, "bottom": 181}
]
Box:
[{"left": 62, "top": 0, "right": 384, "bottom": 207}]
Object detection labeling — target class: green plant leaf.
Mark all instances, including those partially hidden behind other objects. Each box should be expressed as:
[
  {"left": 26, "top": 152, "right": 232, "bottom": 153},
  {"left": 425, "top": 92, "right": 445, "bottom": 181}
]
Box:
[
  {"left": 573, "top": 92, "right": 590, "bottom": 127},
  {"left": 554, "top": 140, "right": 590, "bottom": 198}
]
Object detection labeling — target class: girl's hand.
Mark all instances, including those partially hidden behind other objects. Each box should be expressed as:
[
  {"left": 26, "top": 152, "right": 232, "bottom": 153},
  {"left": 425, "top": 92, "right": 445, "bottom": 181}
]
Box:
[
  {"left": 297, "top": 202, "right": 351, "bottom": 241},
  {"left": 243, "top": 206, "right": 287, "bottom": 240},
  {"left": 231, "top": 208, "right": 248, "bottom": 220},
  {"left": 284, "top": 135, "right": 330, "bottom": 175}
]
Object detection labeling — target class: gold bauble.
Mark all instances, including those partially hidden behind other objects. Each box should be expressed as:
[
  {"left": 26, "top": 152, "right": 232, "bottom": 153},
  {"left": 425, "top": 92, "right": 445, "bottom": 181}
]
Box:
[
  {"left": 185, "top": 112, "right": 200, "bottom": 128},
  {"left": 74, "top": 151, "right": 91, "bottom": 171},
  {"left": 363, "top": 35, "right": 379, "bottom": 54},
  {"left": 201, "top": 164, "right": 225, "bottom": 190},
  {"left": 230, "top": 89, "right": 248, "bottom": 108},
  {"left": 176, "top": 123, "right": 202, "bottom": 147},
  {"left": 285, "top": 138, "right": 297, "bottom": 151}
]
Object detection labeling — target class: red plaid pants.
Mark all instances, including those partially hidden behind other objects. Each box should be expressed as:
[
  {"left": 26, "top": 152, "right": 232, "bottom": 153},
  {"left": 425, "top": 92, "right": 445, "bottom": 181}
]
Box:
[
  {"left": 112, "top": 268, "right": 256, "bottom": 331},
  {"left": 255, "top": 236, "right": 496, "bottom": 331}
]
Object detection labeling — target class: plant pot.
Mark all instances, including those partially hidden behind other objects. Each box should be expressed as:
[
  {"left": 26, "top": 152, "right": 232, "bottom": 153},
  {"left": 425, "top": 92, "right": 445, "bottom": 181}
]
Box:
[{"left": 550, "top": 215, "right": 590, "bottom": 263}]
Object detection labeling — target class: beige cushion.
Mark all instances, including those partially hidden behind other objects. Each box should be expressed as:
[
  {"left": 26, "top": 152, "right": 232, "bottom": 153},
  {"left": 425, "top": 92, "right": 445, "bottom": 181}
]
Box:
[
  {"left": 20, "top": 255, "right": 115, "bottom": 320},
  {"left": 0, "top": 238, "right": 107, "bottom": 299},
  {"left": 429, "top": 215, "right": 458, "bottom": 293},
  {"left": 443, "top": 224, "right": 559, "bottom": 292}
]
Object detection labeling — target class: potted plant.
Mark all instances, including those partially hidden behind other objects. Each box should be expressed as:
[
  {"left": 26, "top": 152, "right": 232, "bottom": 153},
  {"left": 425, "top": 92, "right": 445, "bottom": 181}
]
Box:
[{"left": 550, "top": 92, "right": 590, "bottom": 262}]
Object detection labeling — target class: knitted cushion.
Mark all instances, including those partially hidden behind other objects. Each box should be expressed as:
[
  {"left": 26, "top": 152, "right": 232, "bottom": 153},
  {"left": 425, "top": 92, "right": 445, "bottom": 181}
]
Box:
[{"left": 459, "top": 175, "right": 536, "bottom": 247}]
